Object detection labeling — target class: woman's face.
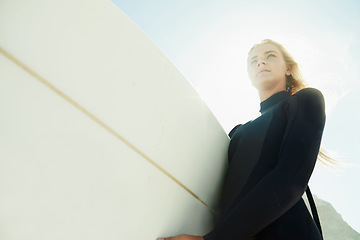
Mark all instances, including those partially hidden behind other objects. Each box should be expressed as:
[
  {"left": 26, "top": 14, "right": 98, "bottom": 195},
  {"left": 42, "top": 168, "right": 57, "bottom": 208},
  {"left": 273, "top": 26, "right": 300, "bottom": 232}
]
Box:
[{"left": 247, "top": 43, "right": 290, "bottom": 91}]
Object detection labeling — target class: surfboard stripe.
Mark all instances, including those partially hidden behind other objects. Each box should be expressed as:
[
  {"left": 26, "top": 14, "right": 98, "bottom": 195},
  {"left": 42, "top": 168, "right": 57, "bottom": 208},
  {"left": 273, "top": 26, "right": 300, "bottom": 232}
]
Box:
[{"left": 0, "top": 46, "right": 217, "bottom": 215}]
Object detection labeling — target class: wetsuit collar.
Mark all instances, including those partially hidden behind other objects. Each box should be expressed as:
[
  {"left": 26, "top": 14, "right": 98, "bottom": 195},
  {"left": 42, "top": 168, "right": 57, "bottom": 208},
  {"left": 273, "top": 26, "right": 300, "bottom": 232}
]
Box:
[{"left": 260, "top": 91, "right": 289, "bottom": 114}]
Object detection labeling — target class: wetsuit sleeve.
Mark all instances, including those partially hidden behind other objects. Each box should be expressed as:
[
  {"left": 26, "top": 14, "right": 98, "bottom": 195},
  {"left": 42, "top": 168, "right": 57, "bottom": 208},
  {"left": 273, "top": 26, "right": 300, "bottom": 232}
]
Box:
[{"left": 204, "top": 88, "right": 326, "bottom": 240}]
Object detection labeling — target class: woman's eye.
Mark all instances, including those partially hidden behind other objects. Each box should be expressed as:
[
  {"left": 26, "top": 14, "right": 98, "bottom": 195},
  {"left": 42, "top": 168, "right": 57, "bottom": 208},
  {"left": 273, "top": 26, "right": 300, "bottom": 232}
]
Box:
[
  {"left": 251, "top": 60, "right": 257, "bottom": 65},
  {"left": 267, "top": 54, "right": 276, "bottom": 58}
]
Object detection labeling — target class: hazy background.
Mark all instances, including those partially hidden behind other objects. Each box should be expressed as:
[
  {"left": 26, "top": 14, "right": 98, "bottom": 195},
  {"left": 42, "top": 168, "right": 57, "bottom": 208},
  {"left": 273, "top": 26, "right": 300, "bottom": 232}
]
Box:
[{"left": 112, "top": 0, "right": 360, "bottom": 232}]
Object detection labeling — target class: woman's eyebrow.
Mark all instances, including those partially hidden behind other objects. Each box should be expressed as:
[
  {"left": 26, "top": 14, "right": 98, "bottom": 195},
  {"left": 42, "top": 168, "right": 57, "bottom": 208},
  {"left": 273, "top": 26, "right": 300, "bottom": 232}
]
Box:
[
  {"left": 265, "top": 50, "right": 277, "bottom": 55},
  {"left": 249, "top": 55, "right": 257, "bottom": 62},
  {"left": 248, "top": 51, "right": 278, "bottom": 62}
]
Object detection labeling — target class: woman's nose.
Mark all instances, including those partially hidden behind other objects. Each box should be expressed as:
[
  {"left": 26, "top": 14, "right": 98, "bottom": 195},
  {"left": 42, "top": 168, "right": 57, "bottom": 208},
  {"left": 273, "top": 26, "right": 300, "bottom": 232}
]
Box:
[{"left": 257, "top": 59, "right": 266, "bottom": 66}]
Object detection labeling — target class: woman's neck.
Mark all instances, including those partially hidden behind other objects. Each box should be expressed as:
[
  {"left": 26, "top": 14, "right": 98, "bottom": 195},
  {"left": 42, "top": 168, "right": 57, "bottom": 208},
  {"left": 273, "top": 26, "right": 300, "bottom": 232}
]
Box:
[{"left": 258, "top": 86, "right": 287, "bottom": 102}]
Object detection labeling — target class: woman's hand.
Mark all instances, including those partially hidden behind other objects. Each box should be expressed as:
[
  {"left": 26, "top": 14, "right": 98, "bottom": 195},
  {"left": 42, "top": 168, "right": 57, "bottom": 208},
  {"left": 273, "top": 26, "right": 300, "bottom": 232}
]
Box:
[{"left": 157, "top": 234, "right": 204, "bottom": 240}]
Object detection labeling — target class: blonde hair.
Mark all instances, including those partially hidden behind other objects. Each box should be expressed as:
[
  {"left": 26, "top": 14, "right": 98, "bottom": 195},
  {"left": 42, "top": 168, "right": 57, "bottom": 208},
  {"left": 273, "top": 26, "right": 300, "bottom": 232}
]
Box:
[{"left": 249, "top": 39, "right": 337, "bottom": 166}]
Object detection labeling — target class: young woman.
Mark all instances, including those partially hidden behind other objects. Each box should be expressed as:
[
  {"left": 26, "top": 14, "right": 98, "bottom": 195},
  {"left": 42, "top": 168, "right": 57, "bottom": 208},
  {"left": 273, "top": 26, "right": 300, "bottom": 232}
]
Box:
[{"left": 158, "top": 39, "right": 325, "bottom": 240}]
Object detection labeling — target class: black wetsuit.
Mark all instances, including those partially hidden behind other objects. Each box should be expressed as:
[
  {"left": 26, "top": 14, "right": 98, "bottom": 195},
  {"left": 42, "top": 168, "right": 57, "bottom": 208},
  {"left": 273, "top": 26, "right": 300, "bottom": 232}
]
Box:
[{"left": 204, "top": 88, "right": 325, "bottom": 240}]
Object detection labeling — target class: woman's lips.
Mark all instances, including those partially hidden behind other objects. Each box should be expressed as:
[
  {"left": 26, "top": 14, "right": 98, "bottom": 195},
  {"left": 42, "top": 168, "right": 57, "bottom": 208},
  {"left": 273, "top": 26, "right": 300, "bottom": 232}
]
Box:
[{"left": 257, "top": 69, "right": 270, "bottom": 76}]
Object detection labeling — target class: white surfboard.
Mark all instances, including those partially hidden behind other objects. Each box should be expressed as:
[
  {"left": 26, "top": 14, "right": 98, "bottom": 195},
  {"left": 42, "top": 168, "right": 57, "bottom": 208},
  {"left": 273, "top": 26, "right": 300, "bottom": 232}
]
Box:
[{"left": 0, "top": 0, "right": 229, "bottom": 239}]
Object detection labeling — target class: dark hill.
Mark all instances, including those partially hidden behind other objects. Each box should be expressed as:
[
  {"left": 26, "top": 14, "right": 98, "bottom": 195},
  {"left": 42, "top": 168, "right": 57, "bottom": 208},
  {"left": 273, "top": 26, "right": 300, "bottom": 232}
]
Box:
[{"left": 303, "top": 194, "right": 359, "bottom": 240}]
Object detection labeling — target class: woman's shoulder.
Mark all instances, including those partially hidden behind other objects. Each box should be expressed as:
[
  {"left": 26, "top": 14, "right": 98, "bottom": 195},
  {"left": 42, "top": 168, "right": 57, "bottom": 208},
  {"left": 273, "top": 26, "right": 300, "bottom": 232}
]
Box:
[
  {"left": 293, "top": 87, "right": 324, "bottom": 100},
  {"left": 289, "top": 87, "right": 325, "bottom": 116},
  {"left": 228, "top": 124, "right": 242, "bottom": 138}
]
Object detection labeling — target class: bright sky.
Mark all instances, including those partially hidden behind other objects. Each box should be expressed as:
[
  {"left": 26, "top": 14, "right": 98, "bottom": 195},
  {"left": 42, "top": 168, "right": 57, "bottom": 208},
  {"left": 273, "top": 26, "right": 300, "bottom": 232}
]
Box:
[{"left": 113, "top": 0, "right": 360, "bottom": 232}]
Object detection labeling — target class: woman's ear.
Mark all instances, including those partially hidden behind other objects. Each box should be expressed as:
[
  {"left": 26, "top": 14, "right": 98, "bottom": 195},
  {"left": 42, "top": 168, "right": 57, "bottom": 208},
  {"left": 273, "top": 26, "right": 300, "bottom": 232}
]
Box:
[{"left": 286, "top": 66, "right": 291, "bottom": 76}]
